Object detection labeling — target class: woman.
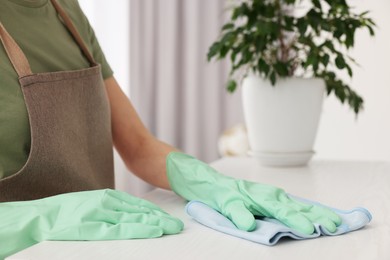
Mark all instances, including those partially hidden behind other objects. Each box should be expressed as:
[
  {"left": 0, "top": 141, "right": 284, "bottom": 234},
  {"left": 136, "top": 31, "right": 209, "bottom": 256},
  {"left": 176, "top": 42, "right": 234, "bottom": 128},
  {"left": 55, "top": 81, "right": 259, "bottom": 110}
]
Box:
[{"left": 0, "top": 0, "right": 341, "bottom": 258}]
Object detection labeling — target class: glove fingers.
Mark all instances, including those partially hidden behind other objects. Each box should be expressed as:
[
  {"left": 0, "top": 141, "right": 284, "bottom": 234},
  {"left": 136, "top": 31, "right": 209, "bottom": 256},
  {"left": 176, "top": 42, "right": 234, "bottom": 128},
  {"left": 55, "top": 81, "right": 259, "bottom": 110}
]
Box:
[
  {"left": 48, "top": 222, "right": 164, "bottom": 240},
  {"left": 222, "top": 200, "right": 256, "bottom": 231},
  {"left": 266, "top": 201, "right": 315, "bottom": 235},
  {"left": 302, "top": 205, "right": 341, "bottom": 233},
  {"left": 91, "top": 209, "right": 183, "bottom": 235},
  {"left": 284, "top": 200, "right": 339, "bottom": 233},
  {"left": 104, "top": 189, "right": 163, "bottom": 212},
  {"left": 152, "top": 215, "right": 184, "bottom": 235},
  {"left": 281, "top": 195, "right": 314, "bottom": 213},
  {"left": 87, "top": 190, "right": 184, "bottom": 235},
  {"left": 48, "top": 211, "right": 183, "bottom": 241},
  {"left": 314, "top": 217, "right": 338, "bottom": 233},
  {"left": 283, "top": 196, "right": 342, "bottom": 233},
  {"left": 103, "top": 190, "right": 175, "bottom": 220},
  {"left": 137, "top": 213, "right": 184, "bottom": 235},
  {"left": 310, "top": 205, "right": 342, "bottom": 226}
]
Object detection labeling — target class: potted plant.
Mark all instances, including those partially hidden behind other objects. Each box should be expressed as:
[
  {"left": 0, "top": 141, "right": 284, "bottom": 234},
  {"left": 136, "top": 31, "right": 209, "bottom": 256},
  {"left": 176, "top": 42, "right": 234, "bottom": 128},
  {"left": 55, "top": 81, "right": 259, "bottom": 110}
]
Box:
[{"left": 207, "top": 0, "right": 376, "bottom": 166}]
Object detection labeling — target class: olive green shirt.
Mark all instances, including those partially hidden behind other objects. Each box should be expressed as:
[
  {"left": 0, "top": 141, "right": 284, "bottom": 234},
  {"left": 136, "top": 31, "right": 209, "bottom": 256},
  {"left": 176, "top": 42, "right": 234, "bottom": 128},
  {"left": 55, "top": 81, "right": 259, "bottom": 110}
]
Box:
[{"left": 0, "top": 0, "right": 113, "bottom": 179}]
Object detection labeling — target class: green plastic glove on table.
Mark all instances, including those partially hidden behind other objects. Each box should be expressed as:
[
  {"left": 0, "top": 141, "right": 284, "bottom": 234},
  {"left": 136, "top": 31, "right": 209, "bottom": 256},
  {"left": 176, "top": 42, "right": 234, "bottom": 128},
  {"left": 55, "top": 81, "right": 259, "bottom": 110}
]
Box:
[
  {"left": 166, "top": 152, "right": 341, "bottom": 235},
  {"left": 0, "top": 189, "right": 183, "bottom": 259}
]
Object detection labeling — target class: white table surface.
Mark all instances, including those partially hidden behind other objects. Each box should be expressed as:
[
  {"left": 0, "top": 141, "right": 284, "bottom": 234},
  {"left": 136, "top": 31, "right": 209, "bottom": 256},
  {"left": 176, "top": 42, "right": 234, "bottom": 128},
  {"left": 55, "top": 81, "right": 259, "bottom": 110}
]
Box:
[{"left": 7, "top": 158, "right": 390, "bottom": 260}]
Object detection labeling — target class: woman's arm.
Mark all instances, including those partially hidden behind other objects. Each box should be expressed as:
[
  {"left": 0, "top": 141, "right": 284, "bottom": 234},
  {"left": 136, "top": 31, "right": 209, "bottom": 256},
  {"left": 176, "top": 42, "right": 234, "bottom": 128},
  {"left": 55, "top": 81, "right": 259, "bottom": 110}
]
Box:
[
  {"left": 104, "top": 76, "right": 176, "bottom": 189},
  {"left": 104, "top": 77, "right": 342, "bottom": 235}
]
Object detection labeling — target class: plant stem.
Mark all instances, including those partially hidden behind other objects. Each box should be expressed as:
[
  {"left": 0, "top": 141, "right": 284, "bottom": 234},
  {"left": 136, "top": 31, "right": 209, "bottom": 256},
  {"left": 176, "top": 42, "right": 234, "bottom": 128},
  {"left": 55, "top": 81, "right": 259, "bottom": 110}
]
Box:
[{"left": 276, "top": 0, "right": 288, "bottom": 64}]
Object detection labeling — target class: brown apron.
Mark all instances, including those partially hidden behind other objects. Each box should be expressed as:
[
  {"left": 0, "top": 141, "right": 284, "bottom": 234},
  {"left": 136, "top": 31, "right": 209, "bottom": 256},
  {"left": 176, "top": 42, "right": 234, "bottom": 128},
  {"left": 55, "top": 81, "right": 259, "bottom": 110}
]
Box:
[{"left": 0, "top": 0, "right": 114, "bottom": 202}]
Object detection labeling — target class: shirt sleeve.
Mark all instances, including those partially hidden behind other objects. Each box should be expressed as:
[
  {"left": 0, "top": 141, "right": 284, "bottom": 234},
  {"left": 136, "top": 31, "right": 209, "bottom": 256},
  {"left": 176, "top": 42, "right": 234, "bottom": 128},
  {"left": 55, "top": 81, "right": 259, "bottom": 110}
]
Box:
[{"left": 61, "top": 0, "right": 114, "bottom": 79}]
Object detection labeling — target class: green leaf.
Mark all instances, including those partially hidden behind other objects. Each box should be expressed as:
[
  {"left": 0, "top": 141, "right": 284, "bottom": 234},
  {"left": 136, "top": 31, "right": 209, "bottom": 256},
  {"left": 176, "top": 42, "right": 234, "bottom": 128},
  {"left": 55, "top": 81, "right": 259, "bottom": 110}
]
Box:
[
  {"left": 323, "top": 40, "right": 335, "bottom": 52},
  {"left": 230, "top": 48, "right": 240, "bottom": 64},
  {"left": 323, "top": 0, "right": 333, "bottom": 7},
  {"left": 255, "top": 36, "right": 267, "bottom": 52},
  {"left": 346, "top": 64, "right": 353, "bottom": 77},
  {"left": 335, "top": 85, "right": 346, "bottom": 103},
  {"left": 274, "top": 62, "right": 289, "bottom": 76},
  {"left": 339, "top": 0, "right": 349, "bottom": 8},
  {"left": 241, "top": 45, "right": 252, "bottom": 64},
  {"left": 285, "top": 0, "right": 296, "bottom": 4},
  {"left": 226, "top": 79, "right": 237, "bottom": 93},
  {"left": 321, "top": 22, "right": 331, "bottom": 32},
  {"left": 222, "top": 23, "right": 234, "bottom": 31},
  {"left": 367, "top": 18, "right": 376, "bottom": 26},
  {"left": 333, "top": 29, "right": 343, "bottom": 39},
  {"left": 305, "top": 52, "right": 318, "bottom": 68},
  {"left": 297, "top": 18, "right": 308, "bottom": 35},
  {"left": 264, "top": 3, "right": 276, "bottom": 18},
  {"left": 312, "top": 0, "right": 322, "bottom": 10},
  {"left": 232, "top": 3, "right": 249, "bottom": 20},
  {"left": 258, "top": 59, "right": 270, "bottom": 75},
  {"left": 359, "top": 10, "right": 370, "bottom": 17},
  {"left": 270, "top": 71, "right": 276, "bottom": 85},
  {"left": 353, "top": 96, "right": 364, "bottom": 114},
  {"left": 284, "top": 16, "right": 295, "bottom": 31},
  {"left": 335, "top": 55, "right": 346, "bottom": 69},
  {"left": 307, "top": 9, "right": 322, "bottom": 34},
  {"left": 326, "top": 71, "right": 336, "bottom": 79},
  {"left": 322, "top": 53, "right": 330, "bottom": 67},
  {"left": 220, "top": 45, "right": 229, "bottom": 58},
  {"left": 345, "top": 30, "right": 355, "bottom": 48},
  {"left": 367, "top": 25, "right": 375, "bottom": 36},
  {"left": 207, "top": 42, "right": 222, "bottom": 61}
]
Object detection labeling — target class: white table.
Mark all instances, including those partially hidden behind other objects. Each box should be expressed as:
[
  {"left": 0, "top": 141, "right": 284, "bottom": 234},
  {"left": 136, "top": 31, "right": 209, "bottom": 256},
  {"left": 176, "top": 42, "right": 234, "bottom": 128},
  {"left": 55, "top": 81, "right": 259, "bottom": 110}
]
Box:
[{"left": 7, "top": 158, "right": 390, "bottom": 260}]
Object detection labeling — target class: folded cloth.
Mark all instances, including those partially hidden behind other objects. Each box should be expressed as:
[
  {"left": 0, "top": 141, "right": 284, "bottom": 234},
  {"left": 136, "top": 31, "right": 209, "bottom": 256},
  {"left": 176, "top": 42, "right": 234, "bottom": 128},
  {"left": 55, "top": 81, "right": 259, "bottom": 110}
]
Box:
[{"left": 185, "top": 196, "right": 372, "bottom": 246}]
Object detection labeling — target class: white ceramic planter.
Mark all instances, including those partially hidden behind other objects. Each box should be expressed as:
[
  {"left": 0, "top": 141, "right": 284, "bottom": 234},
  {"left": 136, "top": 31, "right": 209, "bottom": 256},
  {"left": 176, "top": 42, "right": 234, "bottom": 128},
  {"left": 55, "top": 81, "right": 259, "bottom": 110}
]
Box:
[{"left": 242, "top": 76, "right": 325, "bottom": 166}]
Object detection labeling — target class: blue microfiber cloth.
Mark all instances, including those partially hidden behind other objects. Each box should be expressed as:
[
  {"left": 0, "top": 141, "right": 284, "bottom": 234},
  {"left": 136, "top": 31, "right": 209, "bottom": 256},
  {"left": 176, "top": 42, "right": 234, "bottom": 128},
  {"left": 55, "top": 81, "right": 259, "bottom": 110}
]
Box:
[{"left": 185, "top": 196, "right": 372, "bottom": 245}]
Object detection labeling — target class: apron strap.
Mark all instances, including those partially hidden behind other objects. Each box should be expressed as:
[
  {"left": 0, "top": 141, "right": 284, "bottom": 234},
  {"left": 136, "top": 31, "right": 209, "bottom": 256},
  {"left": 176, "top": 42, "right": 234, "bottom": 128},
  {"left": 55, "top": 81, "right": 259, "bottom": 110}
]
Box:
[
  {"left": 50, "top": 0, "right": 97, "bottom": 66},
  {"left": 0, "top": 0, "right": 97, "bottom": 78},
  {"left": 0, "top": 22, "right": 33, "bottom": 78}
]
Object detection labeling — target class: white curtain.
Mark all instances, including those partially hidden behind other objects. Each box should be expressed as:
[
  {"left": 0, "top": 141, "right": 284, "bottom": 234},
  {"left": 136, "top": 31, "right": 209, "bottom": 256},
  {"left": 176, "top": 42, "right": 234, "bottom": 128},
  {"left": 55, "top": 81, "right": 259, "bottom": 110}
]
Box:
[{"left": 130, "top": 0, "right": 244, "bottom": 162}]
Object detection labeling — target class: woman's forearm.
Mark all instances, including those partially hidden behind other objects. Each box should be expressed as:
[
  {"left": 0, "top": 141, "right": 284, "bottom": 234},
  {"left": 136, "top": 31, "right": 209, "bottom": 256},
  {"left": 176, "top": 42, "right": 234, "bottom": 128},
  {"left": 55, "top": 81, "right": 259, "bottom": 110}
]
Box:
[
  {"left": 124, "top": 137, "right": 178, "bottom": 189},
  {"left": 105, "top": 76, "right": 178, "bottom": 189}
]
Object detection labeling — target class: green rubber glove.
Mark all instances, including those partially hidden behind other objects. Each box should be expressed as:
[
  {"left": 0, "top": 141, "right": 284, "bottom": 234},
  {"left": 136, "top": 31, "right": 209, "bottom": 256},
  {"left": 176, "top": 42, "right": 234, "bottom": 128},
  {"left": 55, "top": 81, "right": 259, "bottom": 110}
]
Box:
[
  {"left": 0, "top": 189, "right": 183, "bottom": 259},
  {"left": 166, "top": 152, "right": 341, "bottom": 235}
]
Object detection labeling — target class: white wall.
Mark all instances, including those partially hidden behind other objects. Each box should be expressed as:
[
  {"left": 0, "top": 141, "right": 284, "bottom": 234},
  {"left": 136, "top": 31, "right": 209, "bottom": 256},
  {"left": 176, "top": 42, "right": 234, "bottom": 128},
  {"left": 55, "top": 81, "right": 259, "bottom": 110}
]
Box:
[
  {"left": 78, "top": 0, "right": 130, "bottom": 95},
  {"left": 315, "top": 0, "right": 390, "bottom": 161}
]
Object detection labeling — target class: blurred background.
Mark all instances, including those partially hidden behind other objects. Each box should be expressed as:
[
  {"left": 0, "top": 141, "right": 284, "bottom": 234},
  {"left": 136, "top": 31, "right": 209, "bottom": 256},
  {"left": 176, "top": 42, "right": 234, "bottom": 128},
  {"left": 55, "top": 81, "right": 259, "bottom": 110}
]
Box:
[{"left": 78, "top": 0, "right": 390, "bottom": 195}]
